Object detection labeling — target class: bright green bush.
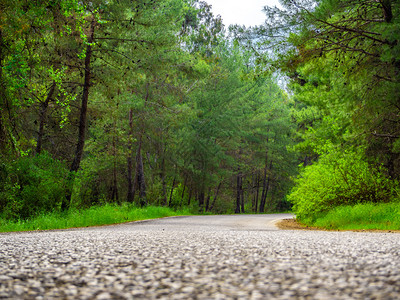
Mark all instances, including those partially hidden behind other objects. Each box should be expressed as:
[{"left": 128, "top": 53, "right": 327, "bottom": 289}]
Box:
[
  {"left": 0, "top": 153, "right": 70, "bottom": 220},
  {"left": 288, "top": 149, "right": 397, "bottom": 222}
]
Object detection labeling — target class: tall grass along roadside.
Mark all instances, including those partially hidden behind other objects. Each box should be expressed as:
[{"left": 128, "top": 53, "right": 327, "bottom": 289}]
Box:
[
  {"left": 307, "top": 202, "right": 400, "bottom": 231},
  {"left": 0, "top": 204, "right": 191, "bottom": 233}
]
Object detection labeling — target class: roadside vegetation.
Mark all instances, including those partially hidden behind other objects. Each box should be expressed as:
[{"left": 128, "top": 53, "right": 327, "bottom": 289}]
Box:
[
  {"left": 310, "top": 202, "right": 400, "bottom": 231},
  {"left": 287, "top": 148, "right": 400, "bottom": 228},
  {"left": 0, "top": 204, "right": 191, "bottom": 233},
  {"left": 260, "top": 0, "right": 400, "bottom": 231}
]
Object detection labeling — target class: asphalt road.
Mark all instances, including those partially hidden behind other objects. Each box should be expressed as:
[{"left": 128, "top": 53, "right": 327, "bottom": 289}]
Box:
[{"left": 1, "top": 214, "right": 400, "bottom": 299}]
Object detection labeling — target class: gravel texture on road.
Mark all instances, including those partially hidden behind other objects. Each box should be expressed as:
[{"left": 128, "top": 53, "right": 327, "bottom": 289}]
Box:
[{"left": 1, "top": 214, "right": 400, "bottom": 299}]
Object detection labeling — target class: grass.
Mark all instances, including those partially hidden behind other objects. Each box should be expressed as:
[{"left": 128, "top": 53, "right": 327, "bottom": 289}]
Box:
[
  {"left": 0, "top": 204, "right": 192, "bottom": 233},
  {"left": 308, "top": 202, "right": 400, "bottom": 231}
]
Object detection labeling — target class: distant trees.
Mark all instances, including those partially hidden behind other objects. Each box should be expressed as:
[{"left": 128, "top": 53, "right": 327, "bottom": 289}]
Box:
[{"left": 175, "top": 41, "right": 296, "bottom": 213}]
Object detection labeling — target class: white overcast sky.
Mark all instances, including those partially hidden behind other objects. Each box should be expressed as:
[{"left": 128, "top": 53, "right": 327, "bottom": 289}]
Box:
[{"left": 204, "top": 0, "right": 282, "bottom": 27}]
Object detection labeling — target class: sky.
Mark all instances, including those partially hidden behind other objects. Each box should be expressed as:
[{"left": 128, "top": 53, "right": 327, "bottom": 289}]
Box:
[{"left": 204, "top": 0, "right": 282, "bottom": 28}]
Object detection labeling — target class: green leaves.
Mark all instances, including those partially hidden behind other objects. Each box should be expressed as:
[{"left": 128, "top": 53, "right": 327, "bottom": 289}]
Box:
[
  {"left": 0, "top": 153, "right": 70, "bottom": 220},
  {"left": 288, "top": 148, "right": 397, "bottom": 222}
]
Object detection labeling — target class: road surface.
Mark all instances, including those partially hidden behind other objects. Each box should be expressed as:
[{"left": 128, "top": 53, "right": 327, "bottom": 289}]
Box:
[{"left": 0, "top": 214, "right": 399, "bottom": 299}]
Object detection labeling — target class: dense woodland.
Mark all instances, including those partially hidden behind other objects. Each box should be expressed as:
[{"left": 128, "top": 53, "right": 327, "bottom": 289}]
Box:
[{"left": 0, "top": 0, "right": 399, "bottom": 222}]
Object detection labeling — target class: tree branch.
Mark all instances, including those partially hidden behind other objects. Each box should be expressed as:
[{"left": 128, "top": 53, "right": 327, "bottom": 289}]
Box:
[{"left": 372, "top": 132, "right": 399, "bottom": 139}]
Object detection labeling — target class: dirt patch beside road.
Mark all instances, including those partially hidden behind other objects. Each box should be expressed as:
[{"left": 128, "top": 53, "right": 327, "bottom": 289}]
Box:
[{"left": 275, "top": 219, "right": 321, "bottom": 230}]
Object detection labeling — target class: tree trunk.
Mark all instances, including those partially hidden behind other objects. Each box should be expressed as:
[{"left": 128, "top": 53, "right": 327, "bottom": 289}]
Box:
[
  {"left": 70, "top": 18, "right": 96, "bottom": 173},
  {"left": 63, "top": 18, "right": 96, "bottom": 211},
  {"left": 133, "top": 82, "right": 150, "bottom": 207},
  {"left": 254, "top": 173, "right": 260, "bottom": 212},
  {"left": 209, "top": 182, "right": 222, "bottom": 211},
  {"left": 181, "top": 177, "right": 187, "bottom": 200},
  {"left": 110, "top": 124, "right": 119, "bottom": 202},
  {"left": 135, "top": 136, "right": 146, "bottom": 206},
  {"left": 270, "top": 183, "right": 276, "bottom": 211},
  {"left": 111, "top": 161, "right": 119, "bottom": 202},
  {"left": 187, "top": 188, "right": 192, "bottom": 206},
  {"left": 127, "top": 108, "right": 135, "bottom": 203},
  {"left": 259, "top": 160, "right": 273, "bottom": 213},
  {"left": 161, "top": 156, "right": 168, "bottom": 206},
  {"left": 36, "top": 82, "right": 56, "bottom": 155},
  {"left": 168, "top": 176, "right": 176, "bottom": 207},
  {"left": 235, "top": 171, "right": 242, "bottom": 214},
  {"left": 380, "top": 0, "right": 393, "bottom": 22},
  {"left": 198, "top": 188, "right": 205, "bottom": 212},
  {"left": 205, "top": 187, "right": 211, "bottom": 211},
  {"left": 254, "top": 173, "right": 260, "bottom": 213},
  {"left": 259, "top": 148, "right": 270, "bottom": 213},
  {"left": 240, "top": 175, "right": 244, "bottom": 213}
]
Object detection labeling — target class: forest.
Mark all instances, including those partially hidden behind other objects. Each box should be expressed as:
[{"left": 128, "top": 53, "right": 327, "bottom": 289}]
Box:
[{"left": 0, "top": 0, "right": 399, "bottom": 226}]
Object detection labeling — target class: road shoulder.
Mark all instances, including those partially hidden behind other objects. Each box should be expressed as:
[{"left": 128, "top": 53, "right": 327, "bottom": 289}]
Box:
[{"left": 276, "top": 218, "right": 400, "bottom": 233}]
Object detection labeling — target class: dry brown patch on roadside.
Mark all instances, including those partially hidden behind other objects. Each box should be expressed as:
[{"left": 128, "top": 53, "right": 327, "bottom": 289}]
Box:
[{"left": 276, "top": 219, "right": 322, "bottom": 231}]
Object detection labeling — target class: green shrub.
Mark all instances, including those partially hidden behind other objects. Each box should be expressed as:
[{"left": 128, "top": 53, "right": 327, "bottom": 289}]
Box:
[
  {"left": 145, "top": 181, "right": 165, "bottom": 206},
  {"left": 288, "top": 149, "right": 397, "bottom": 222},
  {"left": 168, "top": 183, "right": 187, "bottom": 209},
  {"left": 0, "top": 153, "right": 70, "bottom": 220},
  {"left": 72, "top": 171, "right": 106, "bottom": 209},
  {"left": 70, "top": 154, "right": 128, "bottom": 208}
]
